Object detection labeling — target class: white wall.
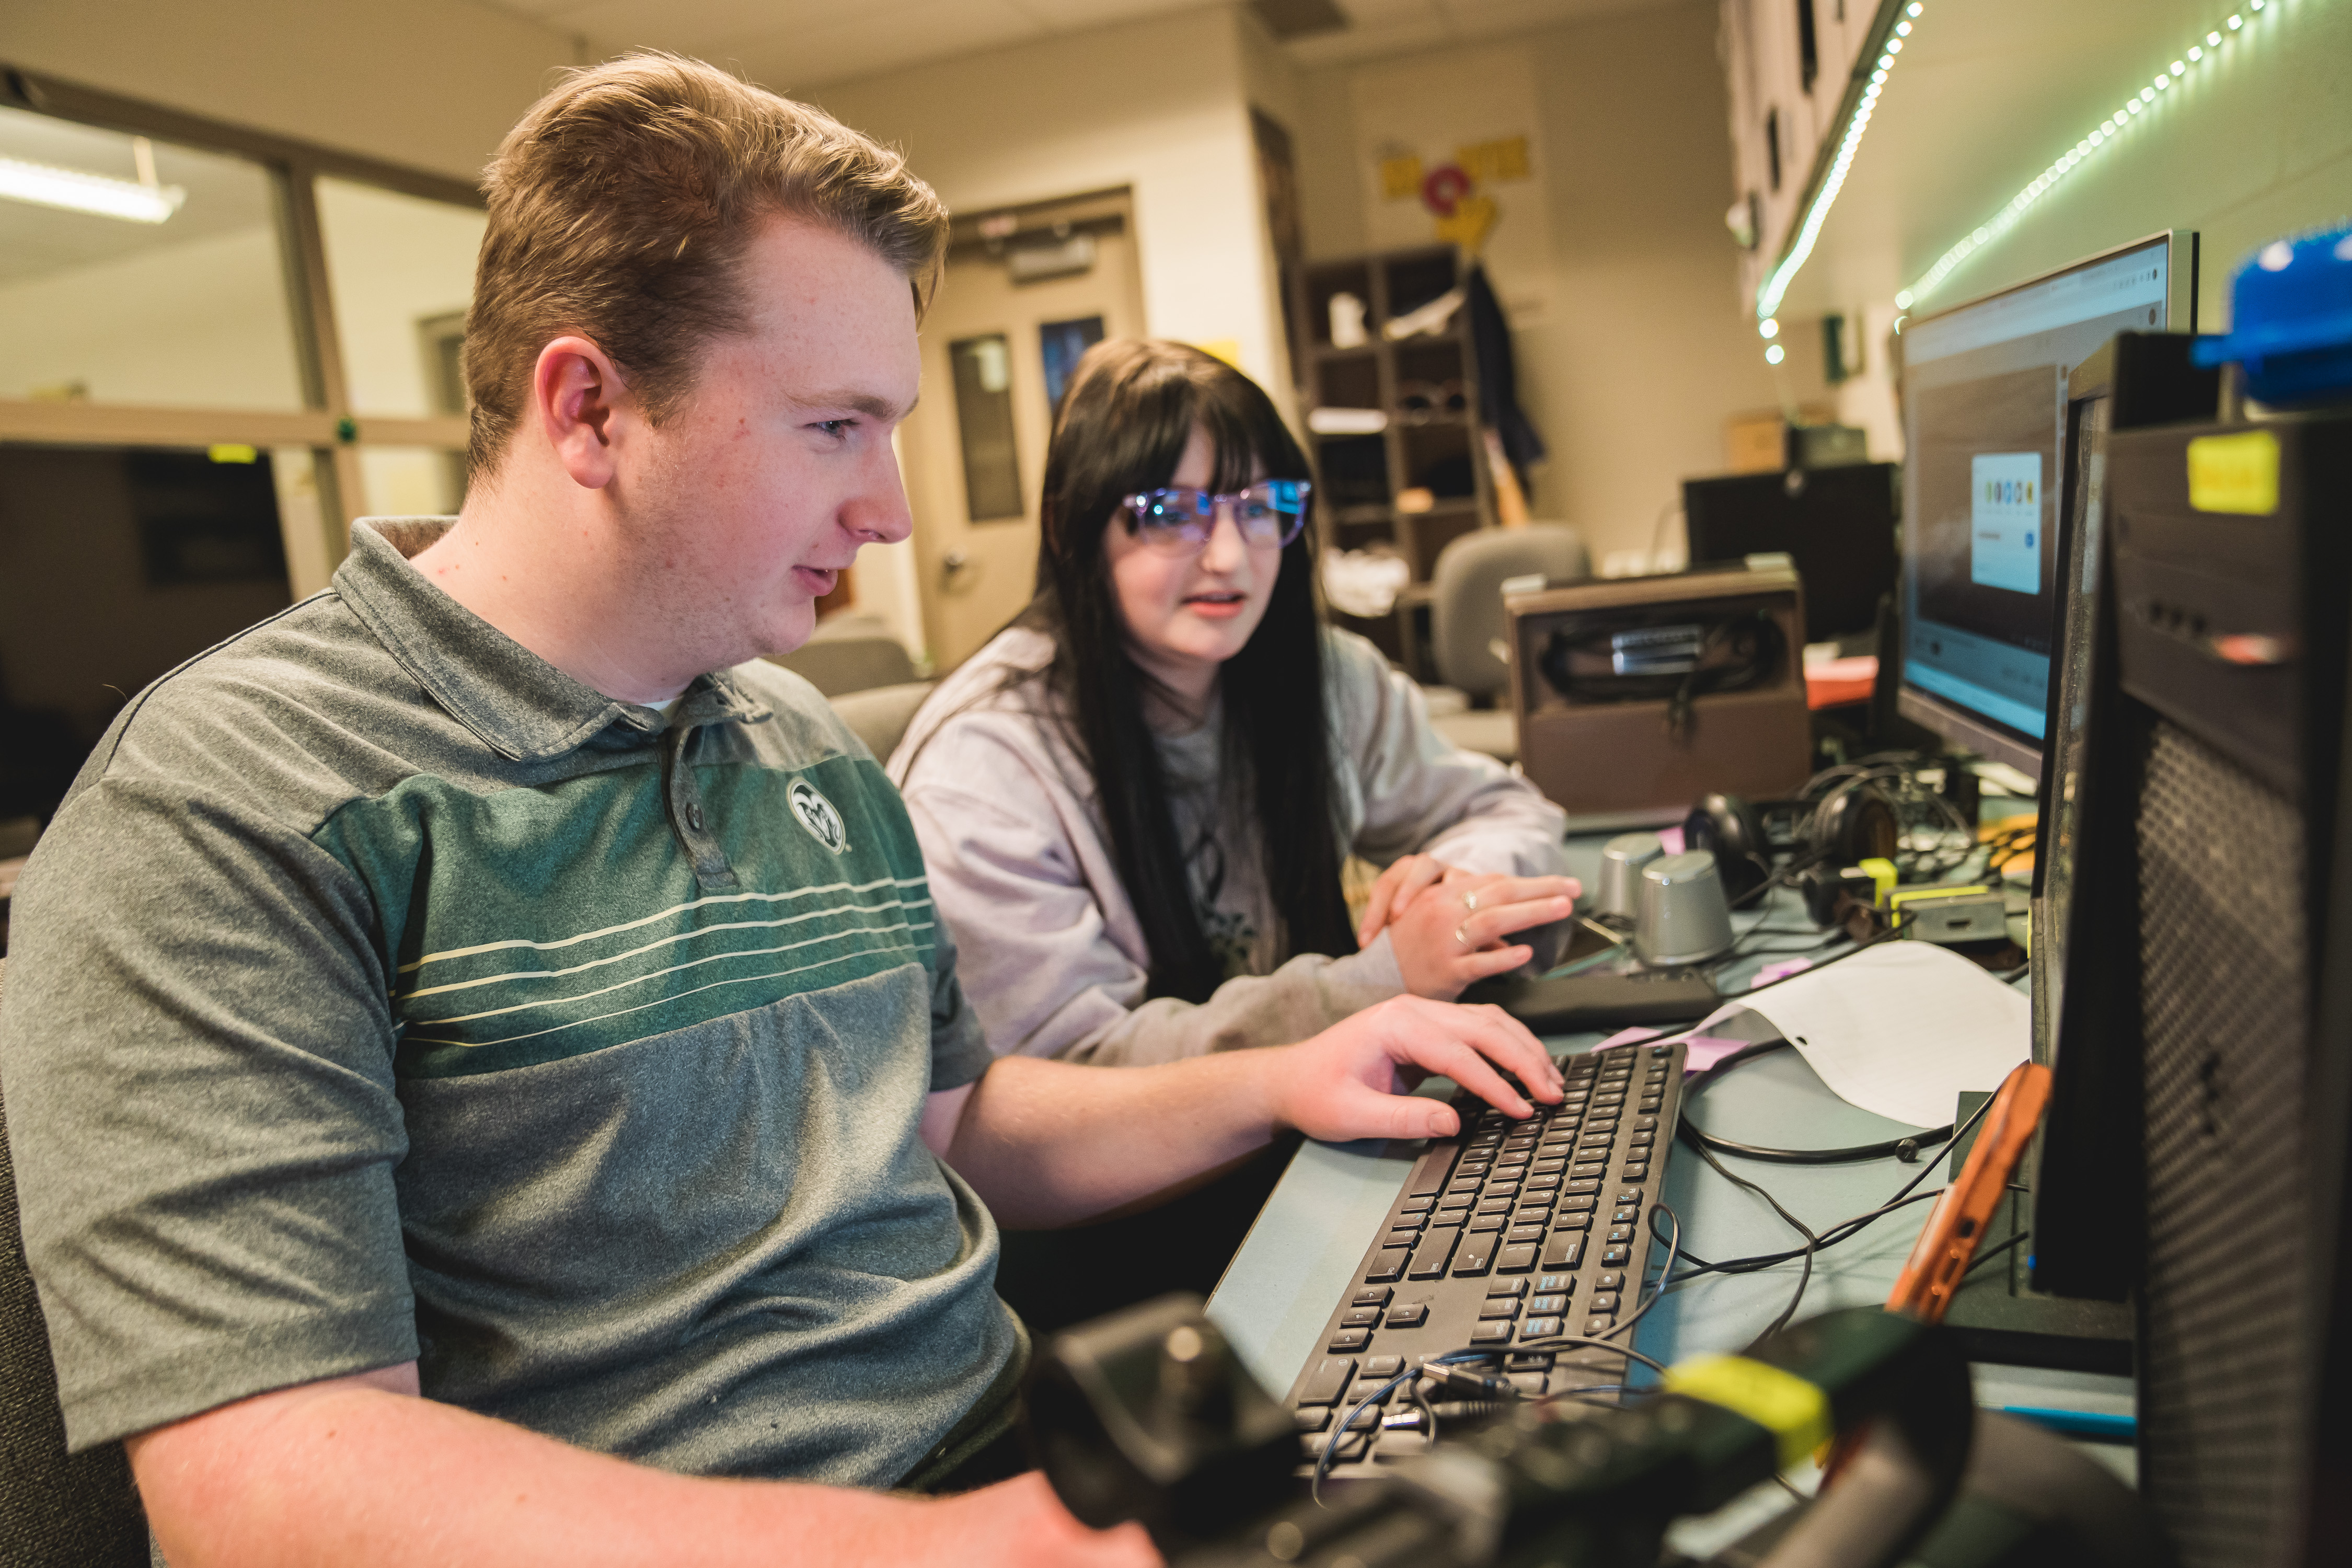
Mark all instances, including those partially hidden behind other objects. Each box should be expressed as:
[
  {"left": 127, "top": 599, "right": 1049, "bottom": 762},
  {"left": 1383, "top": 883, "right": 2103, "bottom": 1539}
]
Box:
[
  {"left": 1290, "top": 1, "right": 1779, "bottom": 565},
  {"left": 0, "top": 224, "right": 307, "bottom": 408},
  {"left": 812, "top": 8, "right": 1292, "bottom": 405}
]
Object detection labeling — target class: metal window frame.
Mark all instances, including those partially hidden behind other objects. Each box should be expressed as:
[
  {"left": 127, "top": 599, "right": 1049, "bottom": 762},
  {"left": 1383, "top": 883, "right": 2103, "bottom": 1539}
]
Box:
[{"left": 0, "top": 63, "right": 485, "bottom": 590}]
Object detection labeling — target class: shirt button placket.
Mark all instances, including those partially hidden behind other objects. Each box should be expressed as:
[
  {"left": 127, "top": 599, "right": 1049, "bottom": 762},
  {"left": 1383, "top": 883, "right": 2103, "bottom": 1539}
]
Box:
[{"left": 664, "top": 722, "right": 738, "bottom": 892}]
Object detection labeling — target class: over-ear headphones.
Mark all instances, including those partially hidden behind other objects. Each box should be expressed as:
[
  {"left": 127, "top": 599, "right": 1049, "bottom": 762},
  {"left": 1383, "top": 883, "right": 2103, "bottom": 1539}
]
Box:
[{"left": 1682, "top": 781, "right": 1901, "bottom": 908}]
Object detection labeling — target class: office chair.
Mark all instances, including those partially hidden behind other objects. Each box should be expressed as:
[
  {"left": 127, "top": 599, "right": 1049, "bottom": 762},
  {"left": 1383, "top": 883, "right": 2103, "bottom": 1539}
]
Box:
[
  {"left": 833, "top": 680, "right": 937, "bottom": 764},
  {"left": 766, "top": 612, "right": 920, "bottom": 697},
  {"left": 0, "top": 960, "right": 152, "bottom": 1565},
  {"left": 1426, "top": 524, "right": 1589, "bottom": 761}
]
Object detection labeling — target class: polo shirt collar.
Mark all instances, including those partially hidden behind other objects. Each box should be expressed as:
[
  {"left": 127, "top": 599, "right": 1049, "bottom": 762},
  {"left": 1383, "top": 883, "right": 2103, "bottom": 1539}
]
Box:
[{"left": 332, "top": 517, "right": 770, "bottom": 763}]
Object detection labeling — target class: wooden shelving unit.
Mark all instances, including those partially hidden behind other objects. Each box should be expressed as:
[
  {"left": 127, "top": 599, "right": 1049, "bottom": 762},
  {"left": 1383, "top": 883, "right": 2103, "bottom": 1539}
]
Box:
[{"left": 1292, "top": 245, "right": 1497, "bottom": 668}]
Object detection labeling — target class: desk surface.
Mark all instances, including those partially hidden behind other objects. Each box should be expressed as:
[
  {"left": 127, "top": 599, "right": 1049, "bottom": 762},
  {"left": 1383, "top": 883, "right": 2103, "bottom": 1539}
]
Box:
[{"left": 1206, "top": 831, "right": 2132, "bottom": 1447}]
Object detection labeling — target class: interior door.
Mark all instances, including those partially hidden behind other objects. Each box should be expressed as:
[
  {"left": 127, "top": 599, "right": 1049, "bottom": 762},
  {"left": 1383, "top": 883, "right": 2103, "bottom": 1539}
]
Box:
[{"left": 898, "top": 193, "right": 1145, "bottom": 672}]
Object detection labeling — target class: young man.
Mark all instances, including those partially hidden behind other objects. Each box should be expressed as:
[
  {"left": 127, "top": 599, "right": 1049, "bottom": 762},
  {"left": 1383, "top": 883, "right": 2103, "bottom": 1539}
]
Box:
[{"left": 0, "top": 55, "right": 1562, "bottom": 1567}]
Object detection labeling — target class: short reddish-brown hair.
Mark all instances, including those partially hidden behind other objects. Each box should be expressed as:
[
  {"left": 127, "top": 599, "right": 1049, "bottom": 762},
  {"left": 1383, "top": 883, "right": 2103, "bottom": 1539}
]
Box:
[{"left": 465, "top": 52, "right": 947, "bottom": 475}]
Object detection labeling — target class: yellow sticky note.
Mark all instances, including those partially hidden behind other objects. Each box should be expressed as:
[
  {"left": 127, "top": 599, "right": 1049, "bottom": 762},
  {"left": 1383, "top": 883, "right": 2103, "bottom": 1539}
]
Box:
[
  {"left": 207, "top": 443, "right": 259, "bottom": 465},
  {"left": 1192, "top": 339, "right": 1242, "bottom": 369},
  {"left": 1457, "top": 135, "right": 1530, "bottom": 184},
  {"left": 1433, "top": 194, "right": 1498, "bottom": 254},
  {"left": 2187, "top": 430, "right": 2279, "bottom": 515},
  {"left": 1378, "top": 154, "right": 1423, "bottom": 202}
]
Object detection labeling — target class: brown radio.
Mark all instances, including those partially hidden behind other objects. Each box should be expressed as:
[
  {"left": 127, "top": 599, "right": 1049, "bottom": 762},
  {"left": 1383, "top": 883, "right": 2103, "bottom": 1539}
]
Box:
[{"left": 1505, "top": 564, "right": 1813, "bottom": 828}]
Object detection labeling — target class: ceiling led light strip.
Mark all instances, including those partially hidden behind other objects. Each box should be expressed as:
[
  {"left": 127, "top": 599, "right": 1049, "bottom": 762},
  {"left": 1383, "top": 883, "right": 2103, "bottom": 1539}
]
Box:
[
  {"left": 0, "top": 154, "right": 185, "bottom": 224},
  {"left": 1898, "top": 0, "right": 2288, "bottom": 308},
  {"left": 1756, "top": 0, "right": 1923, "bottom": 321}
]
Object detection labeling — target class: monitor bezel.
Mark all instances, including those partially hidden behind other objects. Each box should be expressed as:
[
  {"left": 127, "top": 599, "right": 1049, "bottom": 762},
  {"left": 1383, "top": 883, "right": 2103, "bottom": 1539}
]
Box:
[{"left": 1894, "top": 228, "right": 2199, "bottom": 785}]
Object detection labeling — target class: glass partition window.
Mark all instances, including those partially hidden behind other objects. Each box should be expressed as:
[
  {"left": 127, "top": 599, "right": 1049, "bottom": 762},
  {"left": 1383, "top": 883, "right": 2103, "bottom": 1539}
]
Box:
[
  {"left": 0, "top": 104, "right": 307, "bottom": 410},
  {"left": 951, "top": 334, "right": 1023, "bottom": 522},
  {"left": 315, "top": 176, "right": 486, "bottom": 420}
]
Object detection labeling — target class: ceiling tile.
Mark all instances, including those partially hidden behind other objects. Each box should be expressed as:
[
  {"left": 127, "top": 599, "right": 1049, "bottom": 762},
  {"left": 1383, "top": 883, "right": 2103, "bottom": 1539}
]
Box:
[{"left": 721, "top": 0, "right": 1051, "bottom": 90}]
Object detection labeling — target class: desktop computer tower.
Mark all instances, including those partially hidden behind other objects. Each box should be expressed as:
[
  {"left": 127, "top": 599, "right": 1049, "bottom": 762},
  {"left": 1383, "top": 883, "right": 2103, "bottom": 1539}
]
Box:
[{"left": 2048, "top": 407, "right": 2352, "bottom": 1568}]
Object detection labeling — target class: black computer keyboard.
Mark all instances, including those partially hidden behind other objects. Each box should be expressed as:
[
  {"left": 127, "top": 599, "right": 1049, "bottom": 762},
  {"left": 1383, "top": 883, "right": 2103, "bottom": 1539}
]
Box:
[{"left": 1276, "top": 1040, "right": 1686, "bottom": 1472}]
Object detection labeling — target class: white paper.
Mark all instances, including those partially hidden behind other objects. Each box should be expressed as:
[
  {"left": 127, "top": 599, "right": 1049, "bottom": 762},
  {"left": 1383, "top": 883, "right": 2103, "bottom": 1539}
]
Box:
[{"left": 1695, "top": 943, "right": 2030, "bottom": 1127}]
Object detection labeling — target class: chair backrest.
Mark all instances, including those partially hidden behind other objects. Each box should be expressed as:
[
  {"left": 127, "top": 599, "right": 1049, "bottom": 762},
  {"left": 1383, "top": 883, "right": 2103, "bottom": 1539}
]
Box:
[
  {"left": 1429, "top": 524, "right": 1590, "bottom": 697},
  {"left": 0, "top": 959, "right": 153, "bottom": 1566},
  {"left": 831, "top": 681, "right": 937, "bottom": 765},
  {"left": 766, "top": 613, "right": 919, "bottom": 698}
]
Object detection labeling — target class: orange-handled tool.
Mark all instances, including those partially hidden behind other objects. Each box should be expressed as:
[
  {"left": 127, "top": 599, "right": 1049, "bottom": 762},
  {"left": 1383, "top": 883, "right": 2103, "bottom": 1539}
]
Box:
[{"left": 1886, "top": 1059, "right": 2054, "bottom": 1324}]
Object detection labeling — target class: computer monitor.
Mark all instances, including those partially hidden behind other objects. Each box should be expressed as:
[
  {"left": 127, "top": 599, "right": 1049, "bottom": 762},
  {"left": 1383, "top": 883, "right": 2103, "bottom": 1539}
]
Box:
[
  {"left": 1897, "top": 230, "right": 2198, "bottom": 781},
  {"left": 1681, "top": 463, "right": 1898, "bottom": 644}
]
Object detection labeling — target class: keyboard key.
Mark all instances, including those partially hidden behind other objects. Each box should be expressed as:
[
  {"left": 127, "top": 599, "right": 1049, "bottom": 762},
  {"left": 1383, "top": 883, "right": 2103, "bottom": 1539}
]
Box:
[
  {"left": 1470, "top": 1321, "right": 1513, "bottom": 1345},
  {"left": 1486, "top": 1277, "right": 1528, "bottom": 1297},
  {"left": 1506, "top": 1224, "right": 1546, "bottom": 1244},
  {"left": 1467, "top": 1215, "right": 1504, "bottom": 1233},
  {"left": 1522, "top": 1173, "right": 1562, "bottom": 1192},
  {"left": 1551, "top": 1212, "right": 1591, "bottom": 1232},
  {"left": 1497, "top": 1243, "right": 1539, "bottom": 1274},
  {"left": 1560, "top": 1194, "right": 1598, "bottom": 1212},
  {"left": 1594, "top": 1271, "right": 1626, "bottom": 1293},
  {"left": 1353, "top": 1284, "right": 1393, "bottom": 1307},
  {"left": 1508, "top": 1371, "right": 1549, "bottom": 1396},
  {"left": 1607, "top": 1226, "right": 1635, "bottom": 1244},
  {"left": 1629, "top": 1129, "right": 1655, "bottom": 1146},
  {"left": 1601, "top": 1246, "right": 1631, "bottom": 1267},
  {"left": 1530, "top": 1160, "right": 1567, "bottom": 1176},
  {"left": 1528, "top": 1293, "right": 1569, "bottom": 1313},
  {"left": 1329, "top": 1327, "right": 1371, "bottom": 1352},
  {"left": 1474, "top": 1198, "right": 1514, "bottom": 1217},
  {"left": 1398, "top": 1195, "right": 1435, "bottom": 1215},
  {"left": 1365, "top": 1248, "right": 1410, "bottom": 1283},
  {"left": 1536, "top": 1272, "right": 1574, "bottom": 1294},
  {"left": 1385, "top": 1226, "right": 1424, "bottom": 1246},
  {"left": 1343, "top": 1305, "right": 1382, "bottom": 1328},
  {"left": 1587, "top": 1292, "right": 1620, "bottom": 1313},
  {"left": 1299, "top": 1357, "right": 1356, "bottom": 1405},
  {"left": 1407, "top": 1231, "right": 1460, "bottom": 1280},
  {"left": 1621, "top": 1162, "right": 1650, "bottom": 1180},
  {"left": 1437, "top": 1194, "right": 1474, "bottom": 1212},
  {"left": 1611, "top": 1206, "right": 1639, "bottom": 1225},
  {"left": 1446, "top": 1180, "right": 1483, "bottom": 1197},
  {"left": 1382, "top": 1303, "right": 1427, "bottom": 1329},
  {"left": 1454, "top": 1235, "right": 1497, "bottom": 1276},
  {"left": 1507, "top": 1351, "right": 1555, "bottom": 1370},
  {"left": 1633, "top": 1115, "right": 1658, "bottom": 1131},
  {"left": 1616, "top": 1190, "right": 1645, "bottom": 1205},
  {"left": 1565, "top": 1179, "right": 1601, "bottom": 1195},
  {"left": 1638, "top": 1099, "right": 1662, "bottom": 1113},
  {"left": 1405, "top": 1144, "right": 1463, "bottom": 1198},
  {"left": 1295, "top": 1406, "right": 1331, "bottom": 1432},
  {"left": 1366, "top": 1354, "right": 1405, "bottom": 1378},
  {"left": 1584, "top": 1315, "right": 1617, "bottom": 1335},
  {"left": 1303, "top": 1429, "right": 1371, "bottom": 1462},
  {"left": 1540, "top": 1235, "right": 1587, "bottom": 1270},
  {"left": 1478, "top": 1297, "right": 1520, "bottom": 1320},
  {"left": 1429, "top": 1212, "right": 1465, "bottom": 1229},
  {"left": 1521, "top": 1316, "right": 1563, "bottom": 1340}
]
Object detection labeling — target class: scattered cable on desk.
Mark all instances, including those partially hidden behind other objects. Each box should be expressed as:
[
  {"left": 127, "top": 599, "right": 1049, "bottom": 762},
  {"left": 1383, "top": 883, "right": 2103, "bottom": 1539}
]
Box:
[
  {"left": 1724, "top": 913, "right": 1912, "bottom": 1000},
  {"left": 1965, "top": 1229, "right": 2031, "bottom": 1277},
  {"left": 1664, "top": 1092, "right": 2003, "bottom": 1332},
  {"left": 1679, "top": 1040, "right": 1954, "bottom": 1164}
]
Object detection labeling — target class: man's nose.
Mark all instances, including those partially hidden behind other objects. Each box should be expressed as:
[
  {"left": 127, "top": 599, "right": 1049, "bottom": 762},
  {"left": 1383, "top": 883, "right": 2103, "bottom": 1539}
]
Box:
[{"left": 846, "top": 442, "right": 916, "bottom": 546}]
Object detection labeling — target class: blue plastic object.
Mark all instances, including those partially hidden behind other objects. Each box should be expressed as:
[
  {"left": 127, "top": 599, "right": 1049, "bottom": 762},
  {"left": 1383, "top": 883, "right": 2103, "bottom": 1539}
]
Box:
[
  {"left": 1997, "top": 1404, "right": 2137, "bottom": 1444},
  {"left": 2192, "top": 226, "right": 2352, "bottom": 406}
]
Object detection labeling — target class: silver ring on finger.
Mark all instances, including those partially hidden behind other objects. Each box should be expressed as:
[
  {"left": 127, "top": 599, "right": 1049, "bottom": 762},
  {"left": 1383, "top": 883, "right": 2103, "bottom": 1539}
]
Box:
[
  {"left": 1456, "top": 923, "right": 1473, "bottom": 950},
  {"left": 1462, "top": 890, "right": 1481, "bottom": 913}
]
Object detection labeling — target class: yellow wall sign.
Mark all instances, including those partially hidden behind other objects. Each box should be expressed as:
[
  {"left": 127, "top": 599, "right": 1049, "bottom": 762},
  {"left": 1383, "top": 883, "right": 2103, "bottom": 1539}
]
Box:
[
  {"left": 1379, "top": 155, "right": 1424, "bottom": 201},
  {"left": 2187, "top": 430, "right": 2280, "bottom": 515},
  {"left": 1456, "top": 136, "right": 1530, "bottom": 185}
]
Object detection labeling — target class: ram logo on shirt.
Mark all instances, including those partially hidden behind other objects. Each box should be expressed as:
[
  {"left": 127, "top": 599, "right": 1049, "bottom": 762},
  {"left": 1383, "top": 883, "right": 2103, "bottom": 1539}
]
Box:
[{"left": 790, "top": 778, "right": 850, "bottom": 855}]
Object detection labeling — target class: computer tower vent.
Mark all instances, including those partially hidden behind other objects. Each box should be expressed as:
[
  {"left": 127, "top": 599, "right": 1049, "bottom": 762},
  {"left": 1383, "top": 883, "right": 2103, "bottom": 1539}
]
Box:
[{"left": 2135, "top": 715, "right": 2312, "bottom": 1568}]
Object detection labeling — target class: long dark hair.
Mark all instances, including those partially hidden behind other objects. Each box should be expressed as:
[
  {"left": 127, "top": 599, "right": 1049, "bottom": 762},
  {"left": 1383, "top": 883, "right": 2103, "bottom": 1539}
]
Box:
[{"left": 1022, "top": 339, "right": 1355, "bottom": 1004}]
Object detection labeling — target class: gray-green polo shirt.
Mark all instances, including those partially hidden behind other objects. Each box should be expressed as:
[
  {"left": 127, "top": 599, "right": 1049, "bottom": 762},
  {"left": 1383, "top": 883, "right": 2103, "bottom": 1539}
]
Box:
[{"left": 0, "top": 517, "right": 1016, "bottom": 1485}]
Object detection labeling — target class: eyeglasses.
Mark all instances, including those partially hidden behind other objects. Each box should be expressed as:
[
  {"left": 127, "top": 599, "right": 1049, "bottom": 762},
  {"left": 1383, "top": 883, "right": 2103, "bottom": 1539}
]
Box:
[{"left": 1120, "top": 481, "right": 1312, "bottom": 554}]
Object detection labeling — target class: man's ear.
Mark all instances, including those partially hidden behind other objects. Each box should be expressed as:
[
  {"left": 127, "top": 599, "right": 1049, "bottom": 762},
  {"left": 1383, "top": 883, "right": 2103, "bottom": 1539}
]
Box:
[{"left": 532, "top": 336, "right": 630, "bottom": 490}]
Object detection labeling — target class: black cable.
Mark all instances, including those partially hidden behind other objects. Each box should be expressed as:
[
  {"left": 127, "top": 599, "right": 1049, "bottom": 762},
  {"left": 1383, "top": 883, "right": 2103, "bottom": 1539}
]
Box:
[
  {"left": 1678, "top": 1040, "right": 1955, "bottom": 1165},
  {"left": 1965, "top": 1230, "right": 2030, "bottom": 1276}
]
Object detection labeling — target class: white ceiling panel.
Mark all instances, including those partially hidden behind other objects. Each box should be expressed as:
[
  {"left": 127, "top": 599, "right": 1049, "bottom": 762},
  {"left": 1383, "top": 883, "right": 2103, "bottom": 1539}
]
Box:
[{"left": 474, "top": 0, "right": 1679, "bottom": 86}]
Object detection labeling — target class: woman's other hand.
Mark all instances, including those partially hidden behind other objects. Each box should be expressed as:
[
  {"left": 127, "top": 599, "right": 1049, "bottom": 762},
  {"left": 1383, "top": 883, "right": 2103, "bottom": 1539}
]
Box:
[{"left": 1381, "top": 867, "right": 1580, "bottom": 1000}]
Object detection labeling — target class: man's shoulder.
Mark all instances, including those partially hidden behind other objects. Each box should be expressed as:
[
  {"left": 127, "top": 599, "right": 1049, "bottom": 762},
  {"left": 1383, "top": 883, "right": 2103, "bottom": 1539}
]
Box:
[{"left": 71, "top": 590, "right": 425, "bottom": 827}]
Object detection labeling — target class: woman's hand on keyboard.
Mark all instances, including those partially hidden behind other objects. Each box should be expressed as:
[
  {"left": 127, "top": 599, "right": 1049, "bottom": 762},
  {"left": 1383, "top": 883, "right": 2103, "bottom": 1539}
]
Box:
[{"left": 1268, "top": 993, "right": 1563, "bottom": 1143}]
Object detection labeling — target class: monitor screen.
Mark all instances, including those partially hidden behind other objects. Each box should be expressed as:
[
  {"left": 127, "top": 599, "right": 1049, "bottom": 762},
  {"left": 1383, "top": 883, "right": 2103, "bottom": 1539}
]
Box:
[
  {"left": 1897, "top": 232, "right": 2193, "bottom": 779},
  {"left": 1682, "top": 463, "right": 1899, "bottom": 644}
]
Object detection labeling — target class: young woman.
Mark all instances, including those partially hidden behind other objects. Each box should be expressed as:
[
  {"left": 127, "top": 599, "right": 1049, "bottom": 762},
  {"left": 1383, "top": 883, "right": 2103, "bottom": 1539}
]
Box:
[{"left": 891, "top": 338, "right": 1578, "bottom": 1070}]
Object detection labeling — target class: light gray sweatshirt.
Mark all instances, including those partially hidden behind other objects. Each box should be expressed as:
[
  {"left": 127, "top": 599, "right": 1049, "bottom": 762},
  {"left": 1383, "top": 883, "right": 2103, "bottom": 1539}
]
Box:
[{"left": 888, "top": 625, "right": 1570, "bottom": 1065}]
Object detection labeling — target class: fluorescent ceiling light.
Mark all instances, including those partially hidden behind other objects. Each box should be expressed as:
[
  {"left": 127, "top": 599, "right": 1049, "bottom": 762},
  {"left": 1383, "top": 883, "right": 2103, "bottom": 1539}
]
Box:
[{"left": 0, "top": 155, "right": 184, "bottom": 223}]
